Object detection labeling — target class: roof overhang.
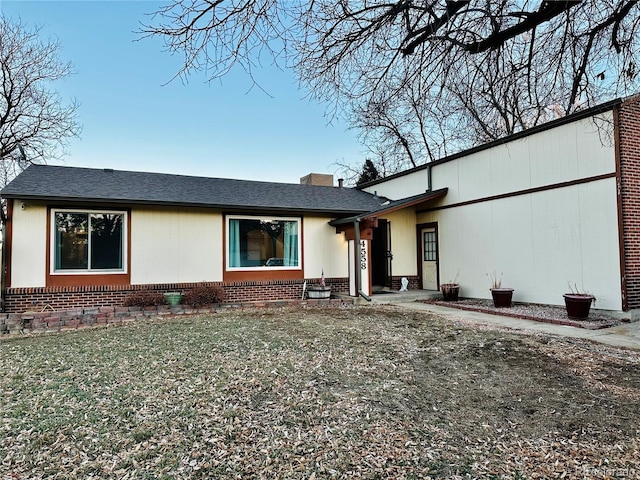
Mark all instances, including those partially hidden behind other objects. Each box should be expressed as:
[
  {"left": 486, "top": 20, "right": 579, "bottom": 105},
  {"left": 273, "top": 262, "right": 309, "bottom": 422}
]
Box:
[
  {"left": 329, "top": 188, "right": 448, "bottom": 226},
  {"left": 1, "top": 194, "right": 373, "bottom": 217}
]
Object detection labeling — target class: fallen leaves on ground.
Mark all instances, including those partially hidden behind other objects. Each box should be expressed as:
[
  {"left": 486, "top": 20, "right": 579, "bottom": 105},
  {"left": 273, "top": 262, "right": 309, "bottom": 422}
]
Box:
[{"left": 1, "top": 305, "right": 638, "bottom": 479}]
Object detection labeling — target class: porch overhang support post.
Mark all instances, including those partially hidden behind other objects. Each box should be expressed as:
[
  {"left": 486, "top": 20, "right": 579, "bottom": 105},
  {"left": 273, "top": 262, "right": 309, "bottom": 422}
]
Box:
[{"left": 354, "top": 218, "right": 371, "bottom": 302}]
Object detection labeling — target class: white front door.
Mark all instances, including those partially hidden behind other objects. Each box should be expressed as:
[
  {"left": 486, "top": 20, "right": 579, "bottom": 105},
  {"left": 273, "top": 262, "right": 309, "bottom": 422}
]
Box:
[{"left": 421, "top": 227, "right": 438, "bottom": 290}]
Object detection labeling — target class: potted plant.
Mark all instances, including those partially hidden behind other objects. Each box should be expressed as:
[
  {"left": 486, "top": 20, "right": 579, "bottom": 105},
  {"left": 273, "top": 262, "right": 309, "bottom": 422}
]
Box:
[
  {"left": 163, "top": 291, "right": 183, "bottom": 306},
  {"left": 488, "top": 272, "right": 514, "bottom": 308},
  {"left": 307, "top": 270, "right": 332, "bottom": 299},
  {"left": 440, "top": 271, "right": 460, "bottom": 301},
  {"left": 563, "top": 284, "right": 596, "bottom": 319}
]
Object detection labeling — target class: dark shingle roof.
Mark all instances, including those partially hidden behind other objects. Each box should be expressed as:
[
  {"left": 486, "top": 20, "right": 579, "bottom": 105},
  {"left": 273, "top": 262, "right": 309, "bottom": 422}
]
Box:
[{"left": 1, "top": 165, "right": 386, "bottom": 215}]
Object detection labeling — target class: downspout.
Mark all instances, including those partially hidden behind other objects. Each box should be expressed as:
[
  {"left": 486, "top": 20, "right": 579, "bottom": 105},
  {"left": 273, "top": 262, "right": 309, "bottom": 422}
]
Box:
[
  {"left": 427, "top": 163, "right": 432, "bottom": 192},
  {"left": 0, "top": 202, "right": 6, "bottom": 312},
  {"left": 353, "top": 219, "right": 371, "bottom": 302}
]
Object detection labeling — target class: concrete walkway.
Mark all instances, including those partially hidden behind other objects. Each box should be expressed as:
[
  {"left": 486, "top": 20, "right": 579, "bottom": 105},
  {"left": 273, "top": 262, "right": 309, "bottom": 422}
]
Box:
[{"left": 368, "top": 291, "right": 640, "bottom": 350}]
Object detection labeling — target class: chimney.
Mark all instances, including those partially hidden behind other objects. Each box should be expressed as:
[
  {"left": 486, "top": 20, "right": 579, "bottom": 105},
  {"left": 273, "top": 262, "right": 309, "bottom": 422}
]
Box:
[{"left": 300, "top": 173, "right": 334, "bottom": 186}]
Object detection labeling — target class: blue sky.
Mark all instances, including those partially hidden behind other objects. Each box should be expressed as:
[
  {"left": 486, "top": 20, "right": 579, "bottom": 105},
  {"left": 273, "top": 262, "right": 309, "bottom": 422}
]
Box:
[{"left": 0, "top": 0, "right": 363, "bottom": 183}]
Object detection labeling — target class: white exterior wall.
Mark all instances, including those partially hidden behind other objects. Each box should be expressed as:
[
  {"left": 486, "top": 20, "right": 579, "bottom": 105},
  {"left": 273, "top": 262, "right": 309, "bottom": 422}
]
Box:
[
  {"left": 361, "top": 169, "right": 429, "bottom": 200},
  {"left": 431, "top": 114, "right": 615, "bottom": 203},
  {"left": 303, "top": 216, "right": 349, "bottom": 278},
  {"left": 9, "top": 201, "right": 47, "bottom": 287},
  {"left": 418, "top": 178, "right": 621, "bottom": 310},
  {"left": 131, "top": 210, "right": 346, "bottom": 284},
  {"left": 7, "top": 204, "right": 348, "bottom": 289},
  {"left": 385, "top": 209, "right": 418, "bottom": 276},
  {"left": 131, "top": 207, "right": 223, "bottom": 284},
  {"left": 381, "top": 113, "right": 621, "bottom": 310}
]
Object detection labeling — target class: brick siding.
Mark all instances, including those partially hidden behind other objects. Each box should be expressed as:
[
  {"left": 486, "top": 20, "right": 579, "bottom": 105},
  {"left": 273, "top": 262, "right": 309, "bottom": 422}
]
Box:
[
  {"left": 3, "top": 278, "right": 350, "bottom": 314},
  {"left": 617, "top": 96, "right": 640, "bottom": 310}
]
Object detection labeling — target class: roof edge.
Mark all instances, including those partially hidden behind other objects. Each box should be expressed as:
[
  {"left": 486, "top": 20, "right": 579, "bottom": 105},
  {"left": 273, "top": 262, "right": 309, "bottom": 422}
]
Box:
[
  {"left": 357, "top": 96, "right": 625, "bottom": 190},
  {"left": 0, "top": 194, "right": 372, "bottom": 217},
  {"left": 329, "top": 188, "right": 448, "bottom": 226}
]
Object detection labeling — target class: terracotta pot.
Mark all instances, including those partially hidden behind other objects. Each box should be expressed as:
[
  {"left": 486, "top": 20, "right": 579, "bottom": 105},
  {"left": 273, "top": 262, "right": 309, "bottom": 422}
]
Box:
[
  {"left": 441, "top": 283, "right": 460, "bottom": 301},
  {"left": 563, "top": 294, "right": 594, "bottom": 319},
  {"left": 491, "top": 288, "right": 514, "bottom": 308}
]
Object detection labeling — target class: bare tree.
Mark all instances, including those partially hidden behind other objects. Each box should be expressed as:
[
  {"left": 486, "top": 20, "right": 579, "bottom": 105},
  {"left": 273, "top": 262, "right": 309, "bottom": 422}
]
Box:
[
  {"left": 0, "top": 16, "right": 80, "bottom": 187},
  {"left": 142, "top": 1, "right": 640, "bottom": 175}
]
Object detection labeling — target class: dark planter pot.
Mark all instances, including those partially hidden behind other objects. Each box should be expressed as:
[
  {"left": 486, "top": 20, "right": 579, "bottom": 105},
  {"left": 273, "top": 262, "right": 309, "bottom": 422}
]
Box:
[
  {"left": 491, "top": 288, "right": 514, "bottom": 308},
  {"left": 441, "top": 284, "right": 460, "bottom": 301},
  {"left": 563, "top": 294, "right": 594, "bottom": 319}
]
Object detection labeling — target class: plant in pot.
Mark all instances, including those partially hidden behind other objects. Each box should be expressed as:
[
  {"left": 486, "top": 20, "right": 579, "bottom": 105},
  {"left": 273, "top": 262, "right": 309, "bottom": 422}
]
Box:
[
  {"left": 307, "top": 270, "right": 332, "bottom": 299},
  {"left": 163, "top": 291, "right": 183, "bottom": 306},
  {"left": 440, "top": 271, "right": 460, "bottom": 301},
  {"left": 488, "top": 271, "right": 514, "bottom": 308},
  {"left": 563, "top": 284, "right": 596, "bottom": 319}
]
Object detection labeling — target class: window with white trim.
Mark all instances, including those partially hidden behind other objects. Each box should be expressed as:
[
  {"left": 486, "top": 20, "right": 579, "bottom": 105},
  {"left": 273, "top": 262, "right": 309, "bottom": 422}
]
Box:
[
  {"left": 52, "top": 210, "right": 126, "bottom": 273},
  {"left": 226, "top": 215, "right": 301, "bottom": 270}
]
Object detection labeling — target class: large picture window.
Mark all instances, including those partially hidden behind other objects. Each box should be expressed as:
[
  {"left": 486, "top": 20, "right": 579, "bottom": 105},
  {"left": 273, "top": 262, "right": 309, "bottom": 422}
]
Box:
[
  {"left": 227, "top": 216, "right": 300, "bottom": 269},
  {"left": 52, "top": 210, "right": 126, "bottom": 272}
]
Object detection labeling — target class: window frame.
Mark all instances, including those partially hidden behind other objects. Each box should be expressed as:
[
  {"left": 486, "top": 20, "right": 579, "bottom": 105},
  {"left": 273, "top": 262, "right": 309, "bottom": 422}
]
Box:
[
  {"left": 50, "top": 208, "right": 128, "bottom": 275},
  {"left": 225, "top": 214, "right": 302, "bottom": 272}
]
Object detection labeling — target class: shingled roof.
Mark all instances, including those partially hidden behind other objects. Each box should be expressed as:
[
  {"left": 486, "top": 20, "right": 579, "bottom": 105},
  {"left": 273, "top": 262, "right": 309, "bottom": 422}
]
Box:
[{"left": 1, "top": 165, "right": 387, "bottom": 216}]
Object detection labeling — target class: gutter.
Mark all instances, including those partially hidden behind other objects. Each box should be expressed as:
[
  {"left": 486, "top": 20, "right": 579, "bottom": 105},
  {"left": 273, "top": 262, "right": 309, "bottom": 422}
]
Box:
[
  {"left": 0, "top": 203, "right": 6, "bottom": 312},
  {"left": 0, "top": 194, "right": 372, "bottom": 217}
]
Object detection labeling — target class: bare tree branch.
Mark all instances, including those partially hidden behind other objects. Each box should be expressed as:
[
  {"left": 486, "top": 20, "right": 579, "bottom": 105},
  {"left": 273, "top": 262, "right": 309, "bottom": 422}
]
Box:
[
  {"left": 0, "top": 16, "right": 80, "bottom": 186},
  {"left": 142, "top": 0, "right": 640, "bottom": 177}
]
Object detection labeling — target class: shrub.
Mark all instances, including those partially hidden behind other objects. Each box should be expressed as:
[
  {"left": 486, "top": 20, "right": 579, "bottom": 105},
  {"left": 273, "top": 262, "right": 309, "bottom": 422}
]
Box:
[
  {"left": 183, "top": 285, "right": 225, "bottom": 307},
  {"left": 123, "top": 291, "right": 166, "bottom": 307}
]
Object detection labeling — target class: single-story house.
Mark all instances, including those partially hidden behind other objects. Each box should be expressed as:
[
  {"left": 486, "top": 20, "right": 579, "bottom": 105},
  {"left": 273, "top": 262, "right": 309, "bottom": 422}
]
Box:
[{"left": 2, "top": 94, "right": 640, "bottom": 315}]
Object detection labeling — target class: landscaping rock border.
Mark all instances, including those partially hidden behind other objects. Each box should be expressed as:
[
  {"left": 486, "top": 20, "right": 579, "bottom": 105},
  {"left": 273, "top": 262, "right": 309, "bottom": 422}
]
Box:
[
  {"left": 421, "top": 298, "right": 631, "bottom": 329},
  {"left": 0, "top": 298, "right": 354, "bottom": 335}
]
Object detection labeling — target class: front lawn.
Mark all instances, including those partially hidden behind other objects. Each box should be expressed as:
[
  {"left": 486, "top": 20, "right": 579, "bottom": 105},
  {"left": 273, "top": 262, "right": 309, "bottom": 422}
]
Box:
[{"left": 1, "top": 306, "right": 638, "bottom": 479}]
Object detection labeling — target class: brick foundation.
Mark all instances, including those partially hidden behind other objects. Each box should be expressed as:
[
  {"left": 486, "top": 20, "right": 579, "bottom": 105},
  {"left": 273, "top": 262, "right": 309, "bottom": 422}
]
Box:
[
  {"left": 2, "top": 278, "right": 350, "bottom": 314},
  {"left": 389, "top": 276, "right": 421, "bottom": 291}
]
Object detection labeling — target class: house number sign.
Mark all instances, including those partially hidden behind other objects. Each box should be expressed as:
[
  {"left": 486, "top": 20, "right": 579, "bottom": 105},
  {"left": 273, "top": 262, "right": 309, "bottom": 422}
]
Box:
[{"left": 360, "top": 240, "right": 368, "bottom": 270}]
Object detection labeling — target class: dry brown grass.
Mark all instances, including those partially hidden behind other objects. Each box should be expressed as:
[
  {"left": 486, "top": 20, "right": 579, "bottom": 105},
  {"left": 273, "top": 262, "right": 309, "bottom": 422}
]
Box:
[{"left": 1, "top": 305, "right": 638, "bottom": 479}]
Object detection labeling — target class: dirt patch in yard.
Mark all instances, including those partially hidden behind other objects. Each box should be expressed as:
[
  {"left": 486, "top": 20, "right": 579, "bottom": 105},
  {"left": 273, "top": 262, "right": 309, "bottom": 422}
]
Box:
[{"left": 1, "top": 305, "right": 638, "bottom": 479}]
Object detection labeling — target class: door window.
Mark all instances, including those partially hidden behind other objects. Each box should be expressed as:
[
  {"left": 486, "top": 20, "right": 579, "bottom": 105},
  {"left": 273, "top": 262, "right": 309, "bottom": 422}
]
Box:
[{"left": 423, "top": 231, "right": 437, "bottom": 261}]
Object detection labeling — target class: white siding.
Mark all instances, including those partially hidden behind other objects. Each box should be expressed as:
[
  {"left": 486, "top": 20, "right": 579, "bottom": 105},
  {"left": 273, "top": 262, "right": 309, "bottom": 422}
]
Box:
[
  {"left": 385, "top": 209, "right": 418, "bottom": 276},
  {"left": 130, "top": 207, "right": 223, "bottom": 284},
  {"left": 10, "top": 202, "right": 46, "bottom": 287},
  {"left": 303, "top": 216, "right": 349, "bottom": 278},
  {"left": 417, "top": 178, "right": 621, "bottom": 310},
  {"left": 361, "top": 169, "right": 429, "bottom": 200},
  {"left": 432, "top": 113, "right": 616, "bottom": 203},
  {"left": 371, "top": 111, "right": 621, "bottom": 310},
  {"left": 8, "top": 205, "right": 348, "bottom": 288}
]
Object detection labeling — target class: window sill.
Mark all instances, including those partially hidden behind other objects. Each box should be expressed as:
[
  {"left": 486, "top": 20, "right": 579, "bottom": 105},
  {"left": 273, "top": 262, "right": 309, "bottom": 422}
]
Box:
[{"left": 46, "top": 272, "right": 131, "bottom": 287}]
